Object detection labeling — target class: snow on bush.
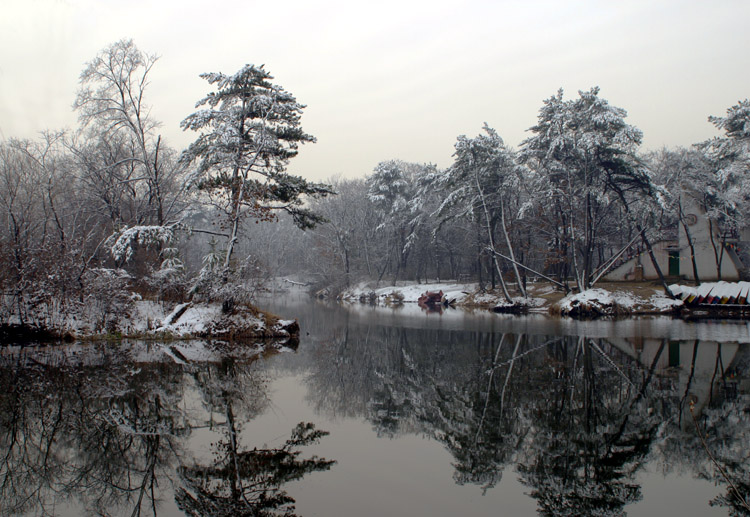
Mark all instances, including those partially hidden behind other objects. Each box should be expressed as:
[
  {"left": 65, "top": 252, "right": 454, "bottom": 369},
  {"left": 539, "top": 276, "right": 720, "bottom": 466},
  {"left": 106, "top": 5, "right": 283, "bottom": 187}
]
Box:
[{"left": 109, "top": 226, "right": 174, "bottom": 263}]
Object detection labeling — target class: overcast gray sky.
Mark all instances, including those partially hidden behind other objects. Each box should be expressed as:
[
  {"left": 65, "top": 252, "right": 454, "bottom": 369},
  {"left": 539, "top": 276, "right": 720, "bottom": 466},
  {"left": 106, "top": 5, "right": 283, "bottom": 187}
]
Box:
[{"left": 2, "top": 0, "right": 749, "bottom": 180}]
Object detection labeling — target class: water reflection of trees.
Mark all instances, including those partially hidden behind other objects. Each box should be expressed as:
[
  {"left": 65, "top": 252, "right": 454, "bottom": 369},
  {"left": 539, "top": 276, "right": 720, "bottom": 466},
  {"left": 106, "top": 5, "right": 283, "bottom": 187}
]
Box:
[
  {"left": 176, "top": 422, "right": 334, "bottom": 516},
  {"left": 306, "top": 324, "right": 750, "bottom": 515},
  {"left": 0, "top": 342, "right": 333, "bottom": 516},
  {"left": 0, "top": 345, "right": 185, "bottom": 516},
  {"left": 515, "top": 337, "right": 664, "bottom": 516},
  {"left": 177, "top": 354, "right": 335, "bottom": 516}
]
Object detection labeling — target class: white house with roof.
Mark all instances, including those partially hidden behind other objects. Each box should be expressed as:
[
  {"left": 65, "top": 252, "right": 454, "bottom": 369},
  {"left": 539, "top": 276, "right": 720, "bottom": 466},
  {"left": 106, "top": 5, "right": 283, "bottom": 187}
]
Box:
[{"left": 605, "top": 196, "right": 747, "bottom": 282}]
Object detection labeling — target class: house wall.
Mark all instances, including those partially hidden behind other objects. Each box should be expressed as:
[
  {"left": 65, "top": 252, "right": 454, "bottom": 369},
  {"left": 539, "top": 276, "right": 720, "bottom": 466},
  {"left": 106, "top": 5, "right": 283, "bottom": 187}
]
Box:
[
  {"left": 605, "top": 197, "right": 742, "bottom": 282},
  {"left": 605, "top": 241, "right": 671, "bottom": 281},
  {"left": 677, "top": 238, "right": 740, "bottom": 281},
  {"left": 677, "top": 197, "right": 740, "bottom": 281}
]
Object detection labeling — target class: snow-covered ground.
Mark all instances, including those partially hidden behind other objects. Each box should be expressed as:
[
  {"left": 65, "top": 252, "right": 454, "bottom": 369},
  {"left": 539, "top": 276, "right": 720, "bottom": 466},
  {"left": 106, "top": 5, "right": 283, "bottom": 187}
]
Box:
[
  {"left": 6, "top": 298, "right": 298, "bottom": 341},
  {"left": 340, "top": 282, "right": 476, "bottom": 305},
  {"left": 339, "top": 281, "right": 550, "bottom": 312},
  {"left": 556, "top": 287, "right": 682, "bottom": 316},
  {"left": 150, "top": 301, "right": 297, "bottom": 340},
  {"left": 338, "top": 281, "right": 682, "bottom": 316},
  {"left": 157, "top": 302, "right": 223, "bottom": 337}
]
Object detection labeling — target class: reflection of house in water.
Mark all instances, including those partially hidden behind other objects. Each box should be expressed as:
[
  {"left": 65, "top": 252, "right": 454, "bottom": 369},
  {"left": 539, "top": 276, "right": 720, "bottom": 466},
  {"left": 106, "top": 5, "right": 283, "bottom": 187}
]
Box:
[
  {"left": 608, "top": 335, "right": 749, "bottom": 430},
  {"left": 606, "top": 196, "right": 750, "bottom": 282}
]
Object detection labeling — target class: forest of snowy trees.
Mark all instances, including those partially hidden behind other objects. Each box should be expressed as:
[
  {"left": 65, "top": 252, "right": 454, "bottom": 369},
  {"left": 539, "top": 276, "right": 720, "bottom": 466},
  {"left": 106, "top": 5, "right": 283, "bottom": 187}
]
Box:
[
  {"left": 275, "top": 91, "right": 750, "bottom": 298},
  {"left": 2, "top": 39, "right": 750, "bottom": 325}
]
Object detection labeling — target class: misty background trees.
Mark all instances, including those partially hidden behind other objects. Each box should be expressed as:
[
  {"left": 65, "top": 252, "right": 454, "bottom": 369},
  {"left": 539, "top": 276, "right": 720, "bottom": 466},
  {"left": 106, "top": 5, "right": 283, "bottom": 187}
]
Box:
[{"left": 2, "top": 38, "right": 749, "bottom": 321}]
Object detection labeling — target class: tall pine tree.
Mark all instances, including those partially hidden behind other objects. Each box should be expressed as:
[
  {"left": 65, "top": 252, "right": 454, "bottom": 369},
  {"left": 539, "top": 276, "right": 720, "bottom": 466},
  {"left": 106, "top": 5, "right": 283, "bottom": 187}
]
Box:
[{"left": 181, "top": 64, "right": 332, "bottom": 278}]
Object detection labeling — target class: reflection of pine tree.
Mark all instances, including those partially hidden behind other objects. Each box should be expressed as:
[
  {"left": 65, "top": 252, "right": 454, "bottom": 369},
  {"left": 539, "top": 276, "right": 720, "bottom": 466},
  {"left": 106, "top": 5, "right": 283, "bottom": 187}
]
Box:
[
  {"left": 175, "top": 422, "right": 335, "bottom": 516},
  {"left": 181, "top": 354, "right": 334, "bottom": 516},
  {"left": 517, "top": 338, "right": 664, "bottom": 517},
  {"left": 440, "top": 383, "right": 523, "bottom": 491}
]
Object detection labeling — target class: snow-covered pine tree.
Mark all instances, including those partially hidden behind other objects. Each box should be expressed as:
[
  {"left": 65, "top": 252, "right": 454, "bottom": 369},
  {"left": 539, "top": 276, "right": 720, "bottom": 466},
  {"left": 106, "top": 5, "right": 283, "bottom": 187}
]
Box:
[
  {"left": 519, "top": 87, "right": 659, "bottom": 292},
  {"left": 180, "top": 64, "right": 332, "bottom": 286},
  {"left": 366, "top": 160, "right": 432, "bottom": 285},
  {"left": 440, "top": 124, "right": 527, "bottom": 301},
  {"left": 366, "top": 160, "right": 413, "bottom": 284},
  {"left": 698, "top": 99, "right": 750, "bottom": 279}
]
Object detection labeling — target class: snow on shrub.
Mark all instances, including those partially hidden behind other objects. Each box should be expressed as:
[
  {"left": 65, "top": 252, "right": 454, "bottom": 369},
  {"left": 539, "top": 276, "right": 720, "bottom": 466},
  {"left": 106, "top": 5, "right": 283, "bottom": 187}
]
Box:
[{"left": 109, "top": 226, "right": 175, "bottom": 263}]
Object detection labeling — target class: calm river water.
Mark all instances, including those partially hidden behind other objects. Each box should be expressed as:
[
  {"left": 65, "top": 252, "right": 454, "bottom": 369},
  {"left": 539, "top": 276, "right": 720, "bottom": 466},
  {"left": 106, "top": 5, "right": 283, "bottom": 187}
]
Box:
[{"left": 2, "top": 290, "right": 749, "bottom": 516}]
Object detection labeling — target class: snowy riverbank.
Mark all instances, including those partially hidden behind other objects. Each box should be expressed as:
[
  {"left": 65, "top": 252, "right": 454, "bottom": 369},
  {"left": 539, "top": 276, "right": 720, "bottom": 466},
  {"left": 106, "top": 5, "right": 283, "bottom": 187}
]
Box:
[
  {"left": 338, "top": 282, "right": 477, "bottom": 305},
  {"left": 2, "top": 299, "right": 299, "bottom": 344},
  {"left": 337, "top": 280, "right": 683, "bottom": 316}
]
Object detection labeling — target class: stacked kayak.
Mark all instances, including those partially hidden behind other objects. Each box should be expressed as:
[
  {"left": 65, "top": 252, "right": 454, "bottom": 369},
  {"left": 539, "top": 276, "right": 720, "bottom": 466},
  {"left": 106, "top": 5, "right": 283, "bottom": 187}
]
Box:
[{"left": 670, "top": 281, "right": 750, "bottom": 306}]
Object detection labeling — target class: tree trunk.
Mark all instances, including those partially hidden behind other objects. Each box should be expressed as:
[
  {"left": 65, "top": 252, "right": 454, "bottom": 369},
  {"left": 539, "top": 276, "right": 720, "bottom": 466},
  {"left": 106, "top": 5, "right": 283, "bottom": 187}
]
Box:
[
  {"left": 476, "top": 220, "right": 484, "bottom": 290},
  {"left": 475, "top": 173, "right": 512, "bottom": 302},
  {"left": 500, "top": 197, "right": 527, "bottom": 297},
  {"left": 708, "top": 219, "right": 725, "bottom": 281},
  {"left": 641, "top": 230, "right": 674, "bottom": 298},
  {"left": 679, "top": 207, "right": 700, "bottom": 284}
]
